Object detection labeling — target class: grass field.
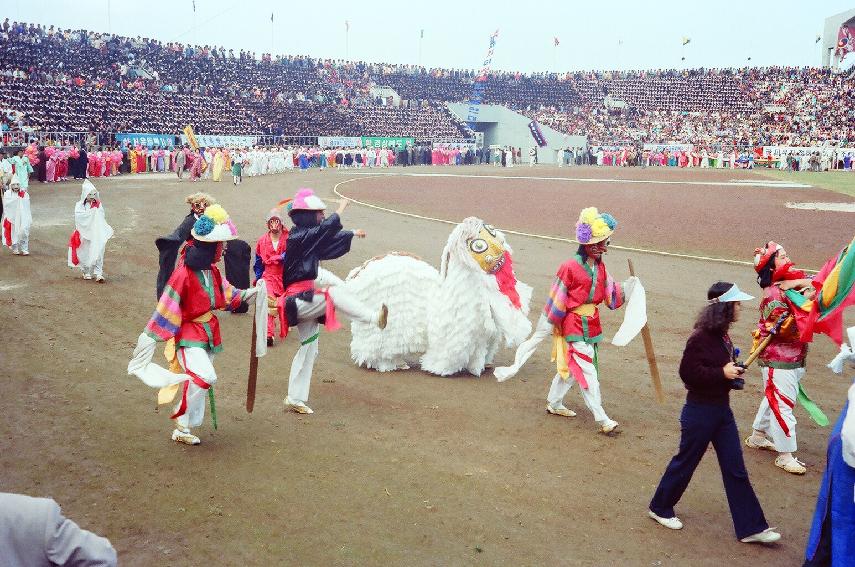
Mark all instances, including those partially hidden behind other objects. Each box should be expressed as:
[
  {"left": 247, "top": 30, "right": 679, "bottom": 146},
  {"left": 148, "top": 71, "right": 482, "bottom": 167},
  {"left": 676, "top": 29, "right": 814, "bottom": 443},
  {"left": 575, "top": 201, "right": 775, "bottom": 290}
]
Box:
[{"left": 755, "top": 168, "right": 855, "bottom": 197}]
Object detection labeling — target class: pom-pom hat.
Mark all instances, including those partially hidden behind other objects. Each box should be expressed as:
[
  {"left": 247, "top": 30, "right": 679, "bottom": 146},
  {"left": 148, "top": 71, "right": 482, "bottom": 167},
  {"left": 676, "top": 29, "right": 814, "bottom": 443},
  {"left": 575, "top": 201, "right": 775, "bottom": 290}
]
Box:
[
  {"left": 287, "top": 188, "right": 327, "bottom": 215},
  {"left": 575, "top": 207, "right": 617, "bottom": 244},
  {"left": 191, "top": 204, "right": 239, "bottom": 242}
]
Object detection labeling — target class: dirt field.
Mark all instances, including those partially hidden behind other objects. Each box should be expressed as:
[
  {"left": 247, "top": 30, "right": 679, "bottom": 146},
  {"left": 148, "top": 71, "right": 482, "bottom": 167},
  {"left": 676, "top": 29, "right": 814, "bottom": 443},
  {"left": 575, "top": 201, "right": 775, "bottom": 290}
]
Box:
[{"left": 1, "top": 165, "right": 852, "bottom": 566}]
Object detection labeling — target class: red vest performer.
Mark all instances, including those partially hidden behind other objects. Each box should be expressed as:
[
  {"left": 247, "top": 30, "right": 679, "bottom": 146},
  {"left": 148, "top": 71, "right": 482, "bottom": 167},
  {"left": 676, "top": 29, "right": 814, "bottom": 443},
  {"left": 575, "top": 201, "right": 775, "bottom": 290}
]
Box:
[
  {"left": 745, "top": 241, "right": 825, "bottom": 475},
  {"left": 254, "top": 208, "right": 288, "bottom": 344}
]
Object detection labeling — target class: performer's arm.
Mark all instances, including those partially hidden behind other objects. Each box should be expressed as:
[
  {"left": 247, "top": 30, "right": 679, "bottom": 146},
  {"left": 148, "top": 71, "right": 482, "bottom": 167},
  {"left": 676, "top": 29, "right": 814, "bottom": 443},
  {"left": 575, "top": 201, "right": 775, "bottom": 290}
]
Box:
[
  {"left": 144, "top": 272, "right": 186, "bottom": 342},
  {"left": 222, "top": 277, "right": 259, "bottom": 310},
  {"left": 543, "top": 270, "right": 569, "bottom": 328},
  {"left": 253, "top": 254, "right": 264, "bottom": 283}
]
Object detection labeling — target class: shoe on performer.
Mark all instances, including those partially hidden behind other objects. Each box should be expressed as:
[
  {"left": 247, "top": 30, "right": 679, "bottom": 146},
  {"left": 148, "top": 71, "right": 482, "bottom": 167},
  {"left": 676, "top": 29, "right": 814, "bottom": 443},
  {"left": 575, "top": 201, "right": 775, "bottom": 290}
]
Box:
[
  {"left": 740, "top": 528, "right": 781, "bottom": 544},
  {"left": 599, "top": 419, "right": 619, "bottom": 434},
  {"left": 745, "top": 435, "right": 776, "bottom": 451},
  {"left": 267, "top": 336, "right": 274, "bottom": 347},
  {"left": 546, "top": 404, "right": 576, "bottom": 418},
  {"left": 171, "top": 427, "right": 201, "bottom": 445},
  {"left": 775, "top": 455, "right": 806, "bottom": 475},
  {"left": 648, "top": 510, "right": 683, "bottom": 530},
  {"left": 95, "top": 274, "right": 106, "bottom": 283},
  {"left": 83, "top": 273, "right": 93, "bottom": 280},
  {"left": 284, "top": 396, "right": 314, "bottom": 414}
]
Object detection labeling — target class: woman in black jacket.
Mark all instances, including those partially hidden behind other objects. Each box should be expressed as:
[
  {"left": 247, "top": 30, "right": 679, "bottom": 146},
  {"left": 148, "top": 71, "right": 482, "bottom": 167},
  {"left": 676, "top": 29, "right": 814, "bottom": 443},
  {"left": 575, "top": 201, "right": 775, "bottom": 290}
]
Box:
[{"left": 648, "top": 281, "right": 782, "bottom": 544}]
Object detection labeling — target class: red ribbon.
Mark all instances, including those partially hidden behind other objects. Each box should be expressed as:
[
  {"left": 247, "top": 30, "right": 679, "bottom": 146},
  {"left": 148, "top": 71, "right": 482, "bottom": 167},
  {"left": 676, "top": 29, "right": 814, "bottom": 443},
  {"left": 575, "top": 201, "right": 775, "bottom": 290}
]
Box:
[
  {"left": 566, "top": 344, "right": 591, "bottom": 390},
  {"left": 3, "top": 218, "right": 11, "bottom": 247},
  {"left": 764, "top": 368, "right": 795, "bottom": 437},
  {"left": 68, "top": 230, "right": 81, "bottom": 265},
  {"left": 494, "top": 252, "right": 521, "bottom": 309}
]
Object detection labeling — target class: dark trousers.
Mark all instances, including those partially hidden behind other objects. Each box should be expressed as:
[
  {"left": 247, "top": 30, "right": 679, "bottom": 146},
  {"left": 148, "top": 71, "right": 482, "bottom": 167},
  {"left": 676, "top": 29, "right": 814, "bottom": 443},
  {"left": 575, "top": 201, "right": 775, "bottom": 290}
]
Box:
[{"left": 649, "top": 401, "right": 768, "bottom": 539}]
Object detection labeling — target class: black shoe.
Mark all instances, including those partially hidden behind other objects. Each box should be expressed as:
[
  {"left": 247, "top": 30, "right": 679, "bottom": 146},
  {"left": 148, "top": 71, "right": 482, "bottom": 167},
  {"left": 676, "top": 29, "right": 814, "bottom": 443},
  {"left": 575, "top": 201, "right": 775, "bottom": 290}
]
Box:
[{"left": 267, "top": 337, "right": 274, "bottom": 347}]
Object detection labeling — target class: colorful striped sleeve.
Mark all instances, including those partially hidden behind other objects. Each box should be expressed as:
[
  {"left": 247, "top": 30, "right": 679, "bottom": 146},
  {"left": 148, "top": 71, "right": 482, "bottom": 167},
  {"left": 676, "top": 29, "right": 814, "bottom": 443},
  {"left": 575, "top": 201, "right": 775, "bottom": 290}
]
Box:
[
  {"left": 543, "top": 275, "right": 568, "bottom": 327},
  {"left": 145, "top": 284, "right": 182, "bottom": 342},
  {"left": 604, "top": 273, "right": 625, "bottom": 310},
  {"left": 221, "top": 277, "right": 247, "bottom": 311}
]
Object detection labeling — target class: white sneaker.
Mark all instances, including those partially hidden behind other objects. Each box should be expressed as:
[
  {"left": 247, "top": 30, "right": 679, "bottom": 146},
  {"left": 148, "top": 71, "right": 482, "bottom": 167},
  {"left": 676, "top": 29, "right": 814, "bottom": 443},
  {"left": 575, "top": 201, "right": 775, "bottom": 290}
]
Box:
[
  {"left": 546, "top": 404, "right": 577, "bottom": 417},
  {"left": 284, "top": 397, "right": 313, "bottom": 414},
  {"left": 83, "top": 274, "right": 93, "bottom": 280},
  {"left": 95, "top": 274, "right": 106, "bottom": 283},
  {"left": 171, "top": 428, "right": 201, "bottom": 445},
  {"left": 648, "top": 510, "right": 683, "bottom": 530},
  {"left": 740, "top": 528, "right": 781, "bottom": 544},
  {"left": 600, "top": 419, "right": 619, "bottom": 433}
]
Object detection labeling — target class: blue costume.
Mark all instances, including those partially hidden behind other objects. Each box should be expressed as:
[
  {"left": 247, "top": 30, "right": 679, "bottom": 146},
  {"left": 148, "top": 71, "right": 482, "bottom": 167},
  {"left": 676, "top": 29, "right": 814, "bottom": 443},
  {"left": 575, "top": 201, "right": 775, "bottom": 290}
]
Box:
[{"left": 804, "top": 383, "right": 855, "bottom": 567}]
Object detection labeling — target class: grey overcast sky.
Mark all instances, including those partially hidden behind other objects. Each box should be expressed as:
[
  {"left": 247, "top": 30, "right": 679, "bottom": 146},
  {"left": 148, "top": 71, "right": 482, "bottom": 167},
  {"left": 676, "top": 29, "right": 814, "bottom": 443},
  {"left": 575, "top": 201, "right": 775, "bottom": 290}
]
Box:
[{"left": 4, "top": 0, "right": 853, "bottom": 73}]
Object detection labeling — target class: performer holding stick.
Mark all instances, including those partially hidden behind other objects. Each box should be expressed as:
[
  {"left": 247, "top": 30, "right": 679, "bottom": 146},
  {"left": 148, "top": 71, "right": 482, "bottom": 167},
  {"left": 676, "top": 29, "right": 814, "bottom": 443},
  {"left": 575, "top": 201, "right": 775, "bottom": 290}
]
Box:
[
  {"left": 128, "top": 204, "right": 267, "bottom": 445},
  {"left": 495, "top": 207, "right": 642, "bottom": 434},
  {"left": 745, "top": 241, "right": 827, "bottom": 475}
]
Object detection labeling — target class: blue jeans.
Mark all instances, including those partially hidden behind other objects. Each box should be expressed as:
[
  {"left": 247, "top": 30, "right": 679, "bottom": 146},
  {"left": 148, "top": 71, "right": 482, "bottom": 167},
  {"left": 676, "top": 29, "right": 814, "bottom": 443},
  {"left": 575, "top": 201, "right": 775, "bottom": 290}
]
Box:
[{"left": 649, "top": 401, "right": 769, "bottom": 539}]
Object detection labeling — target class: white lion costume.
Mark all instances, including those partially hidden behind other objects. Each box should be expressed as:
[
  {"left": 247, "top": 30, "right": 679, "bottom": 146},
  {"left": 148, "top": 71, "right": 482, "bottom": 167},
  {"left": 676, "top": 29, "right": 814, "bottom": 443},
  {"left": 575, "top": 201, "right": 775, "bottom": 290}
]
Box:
[{"left": 345, "top": 217, "right": 533, "bottom": 376}]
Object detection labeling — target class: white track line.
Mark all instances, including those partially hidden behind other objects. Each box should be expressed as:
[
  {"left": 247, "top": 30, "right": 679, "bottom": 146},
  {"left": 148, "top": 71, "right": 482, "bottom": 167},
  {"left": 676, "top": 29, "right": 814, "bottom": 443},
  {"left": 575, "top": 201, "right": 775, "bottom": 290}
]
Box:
[
  {"left": 337, "top": 171, "right": 812, "bottom": 188},
  {"left": 333, "top": 177, "right": 816, "bottom": 270}
]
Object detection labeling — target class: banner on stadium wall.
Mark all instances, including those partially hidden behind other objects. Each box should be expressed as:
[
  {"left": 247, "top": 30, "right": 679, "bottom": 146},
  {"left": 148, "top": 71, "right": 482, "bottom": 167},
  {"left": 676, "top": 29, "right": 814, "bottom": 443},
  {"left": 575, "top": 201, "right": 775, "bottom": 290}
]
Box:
[
  {"left": 115, "top": 133, "right": 176, "bottom": 148},
  {"left": 318, "top": 136, "right": 363, "bottom": 147},
  {"left": 763, "top": 146, "right": 855, "bottom": 158},
  {"left": 361, "top": 136, "right": 415, "bottom": 149},
  {"left": 528, "top": 121, "right": 547, "bottom": 147},
  {"left": 642, "top": 143, "right": 694, "bottom": 153},
  {"left": 180, "top": 134, "right": 256, "bottom": 148}
]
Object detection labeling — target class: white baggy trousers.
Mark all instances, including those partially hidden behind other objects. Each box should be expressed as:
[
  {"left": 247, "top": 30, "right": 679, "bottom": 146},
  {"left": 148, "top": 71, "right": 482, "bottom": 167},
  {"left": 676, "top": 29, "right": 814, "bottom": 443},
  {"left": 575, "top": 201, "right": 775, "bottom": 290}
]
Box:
[
  {"left": 546, "top": 341, "right": 610, "bottom": 423},
  {"left": 286, "top": 281, "right": 376, "bottom": 405},
  {"left": 174, "top": 346, "right": 217, "bottom": 429},
  {"left": 752, "top": 366, "right": 804, "bottom": 453}
]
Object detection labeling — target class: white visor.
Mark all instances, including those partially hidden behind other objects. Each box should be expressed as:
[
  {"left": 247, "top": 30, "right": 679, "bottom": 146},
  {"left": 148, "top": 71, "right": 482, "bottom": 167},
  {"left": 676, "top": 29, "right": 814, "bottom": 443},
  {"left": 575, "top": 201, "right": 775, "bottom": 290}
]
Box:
[{"left": 708, "top": 283, "right": 754, "bottom": 304}]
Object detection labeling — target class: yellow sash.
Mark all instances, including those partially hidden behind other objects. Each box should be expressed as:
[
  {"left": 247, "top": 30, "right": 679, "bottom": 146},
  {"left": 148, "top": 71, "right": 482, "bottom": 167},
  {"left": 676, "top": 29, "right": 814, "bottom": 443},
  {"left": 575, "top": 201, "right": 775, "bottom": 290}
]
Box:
[
  {"left": 571, "top": 303, "right": 596, "bottom": 317},
  {"left": 550, "top": 329, "right": 570, "bottom": 381}
]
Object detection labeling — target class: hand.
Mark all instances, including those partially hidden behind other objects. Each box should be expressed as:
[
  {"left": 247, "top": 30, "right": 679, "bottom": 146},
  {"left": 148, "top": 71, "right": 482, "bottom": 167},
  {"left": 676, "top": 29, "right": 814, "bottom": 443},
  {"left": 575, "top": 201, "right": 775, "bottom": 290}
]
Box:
[
  {"left": 723, "top": 362, "right": 745, "bottom": 380},
  {"left": 336, "top": 198, "right": 349, "bottom": 215},
  {"left": 353, "top": 229, "right": 366, "bottom": 238}
]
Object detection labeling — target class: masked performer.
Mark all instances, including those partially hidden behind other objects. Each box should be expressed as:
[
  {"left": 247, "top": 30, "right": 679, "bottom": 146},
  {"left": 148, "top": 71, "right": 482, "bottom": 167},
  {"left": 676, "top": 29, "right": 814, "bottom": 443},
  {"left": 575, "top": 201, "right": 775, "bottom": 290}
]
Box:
[
  {"left": 68, "top": 180, "right": 113, "bottom": 282},
  {"left": 255, "top": 208, "right": 289, "bottom": 345},
  {"left": 128, "top": 205, "right": 267, "bottom": 445},
  {"left": 280, "top": 189, "right": 387, "bottom": 414},
  {"left": 154, "top": 193, "right": 216, "bottom": 299},
  {"left": 2, "top": 176, "right": 31, "bottom": 256}
]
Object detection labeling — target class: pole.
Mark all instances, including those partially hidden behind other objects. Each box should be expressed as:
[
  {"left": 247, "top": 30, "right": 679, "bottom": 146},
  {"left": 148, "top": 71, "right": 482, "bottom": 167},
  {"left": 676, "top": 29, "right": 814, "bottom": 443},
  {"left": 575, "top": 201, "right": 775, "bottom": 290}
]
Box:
[
  {"left": 246, "top": 317, "right": 258, "bottom": 412},
  {"left": 346, "top": 28, "right": 349, "bottom": 59},
  {"left": 627, "top": 259, "right": 664, "bottom": 403},
  {"left": 107, "top": 0, "right": 111, "bottom": 33}
]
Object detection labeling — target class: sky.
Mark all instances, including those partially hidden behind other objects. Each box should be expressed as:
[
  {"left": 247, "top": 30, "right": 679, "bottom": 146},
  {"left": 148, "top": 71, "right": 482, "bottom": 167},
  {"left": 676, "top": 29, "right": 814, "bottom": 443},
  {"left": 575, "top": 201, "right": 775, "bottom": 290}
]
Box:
[{"left": 4, "top": 0, "right": 853, "bottom": 73}]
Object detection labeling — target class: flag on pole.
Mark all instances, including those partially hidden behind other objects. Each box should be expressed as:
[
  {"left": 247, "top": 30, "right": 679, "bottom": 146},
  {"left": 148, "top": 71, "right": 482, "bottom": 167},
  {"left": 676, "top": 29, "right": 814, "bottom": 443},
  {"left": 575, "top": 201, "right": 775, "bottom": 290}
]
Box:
[
  {"left": 420, "top": 29, "right": 424, "bottom": 39},
  {"left": 791, "top": 235, "right": 855, "bottom": 345},
  {"left": 271, "top": 12, "right": 274, "bottom": 22},
  {"left": 815, "top": 34, "right": 822, "bottom": 44},
  {"left": 345, "top": 20, "right": 350, "bottom": 32},
  {"left": 192, "top": 0, "right": 195, "bottom": 12},
  {"left": 554, "top": 37, "right": 560, "bottom": 47},
  {"left": 682, "top": 37, "right": 691, "bottom": 45}
]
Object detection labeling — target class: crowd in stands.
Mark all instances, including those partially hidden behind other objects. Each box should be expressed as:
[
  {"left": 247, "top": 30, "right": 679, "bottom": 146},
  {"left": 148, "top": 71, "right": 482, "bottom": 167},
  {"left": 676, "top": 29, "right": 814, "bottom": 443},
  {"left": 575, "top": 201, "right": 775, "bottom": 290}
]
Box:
[{"left": 1, "top": 19, "right": 852, "bottom": 150}]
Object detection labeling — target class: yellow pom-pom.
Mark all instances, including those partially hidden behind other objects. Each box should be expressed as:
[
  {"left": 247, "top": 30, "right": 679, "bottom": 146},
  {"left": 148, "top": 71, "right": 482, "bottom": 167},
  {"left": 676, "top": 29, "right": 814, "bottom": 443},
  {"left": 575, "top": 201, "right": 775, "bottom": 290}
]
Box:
[
  {"left": 590, "top": 218, "right": 610, "bottom": 238},
  {"left": 579, "top": 207, "right": 599, "bottom": 225},
  {"left": 205, "top": 204, "right": 229, "bottom": 224}
]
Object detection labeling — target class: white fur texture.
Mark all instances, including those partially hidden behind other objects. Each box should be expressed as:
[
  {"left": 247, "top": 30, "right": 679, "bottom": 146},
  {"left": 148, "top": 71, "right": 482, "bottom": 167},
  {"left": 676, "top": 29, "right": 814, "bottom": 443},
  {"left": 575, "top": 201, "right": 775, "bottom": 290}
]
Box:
[{"left": 346, "top": 218, "right": 532, "bottom": 376}]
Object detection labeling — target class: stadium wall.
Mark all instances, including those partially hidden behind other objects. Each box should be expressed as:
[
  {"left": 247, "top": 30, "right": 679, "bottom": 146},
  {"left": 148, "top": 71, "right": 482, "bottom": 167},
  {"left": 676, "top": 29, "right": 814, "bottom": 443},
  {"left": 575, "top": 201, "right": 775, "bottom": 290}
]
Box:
[
  {"left": 446, "top": 103, "right": 587, "bottom": 164},
  {"left": 822, "top": 8, "right": 855, "bottom": 68}
]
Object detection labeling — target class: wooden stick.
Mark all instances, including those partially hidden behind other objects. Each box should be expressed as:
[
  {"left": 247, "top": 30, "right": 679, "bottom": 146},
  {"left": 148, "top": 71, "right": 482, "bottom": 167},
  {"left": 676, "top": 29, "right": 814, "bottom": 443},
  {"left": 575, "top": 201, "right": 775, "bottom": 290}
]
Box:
[
  {"left": 742, "top": 313, "right": 789, "bottom": 369},
  {"left": 628, "top": 259, "right": 665, "bottom": 404},
  {"left": 246, "top": 316, "right": 258, "bottom": 413}
]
